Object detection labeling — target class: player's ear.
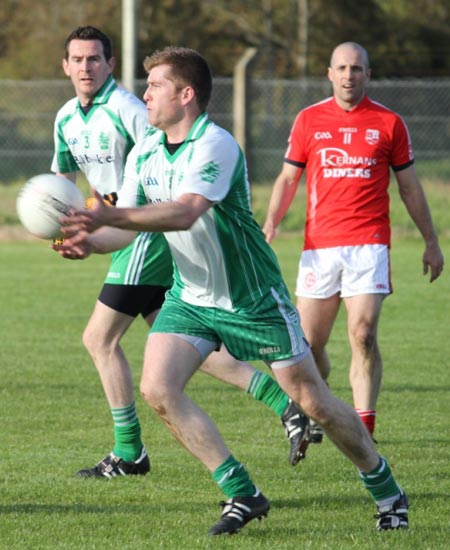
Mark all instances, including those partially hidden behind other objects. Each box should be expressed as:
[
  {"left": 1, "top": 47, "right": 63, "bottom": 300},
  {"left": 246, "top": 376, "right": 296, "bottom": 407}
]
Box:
[
  {"left": 62, "top": 58, "right": 70, "bottom": 76},
  {"left": 108, "top": 56, "right": 116, "bottom": 72},
  {"left": 327, "top": 67, "right": 333, "bottom": 83},
  {"left": 181, "top": 86, "right": 195, "bottom": 105}
]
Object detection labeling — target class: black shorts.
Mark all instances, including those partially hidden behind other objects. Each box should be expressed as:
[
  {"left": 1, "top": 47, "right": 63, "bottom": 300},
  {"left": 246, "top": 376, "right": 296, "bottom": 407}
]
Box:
[{"left": 98, "top": 284, "right": 170, "bottom": 318}]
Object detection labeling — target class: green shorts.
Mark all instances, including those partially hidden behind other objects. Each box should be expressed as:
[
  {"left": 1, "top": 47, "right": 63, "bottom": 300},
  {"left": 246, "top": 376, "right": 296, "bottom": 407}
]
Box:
[
  {"left": 151, "top": 282, "right": 310, "bottom": 363},
  {"left": 105, "top": 232, "right": 173, "bottom": 287}
]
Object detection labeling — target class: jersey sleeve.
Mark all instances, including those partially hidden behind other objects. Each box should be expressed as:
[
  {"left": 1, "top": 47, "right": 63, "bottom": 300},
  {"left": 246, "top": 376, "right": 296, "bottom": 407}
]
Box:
[
  {"left": 116, "top": 144, "right": 141, "bottom": 208},
  {"left": 390, "top": 115, "right": 415, "bottom": 170},
  {"left": 51, "top": 113, "right": 79, "bottom": 174},
  {"left": 284, "top": 110, "right": 308, "bottom": 167},
  {"left": 174, "top": 130, "right": 240, "bottom": 203},
  {"left": 116, "top": 91, "right": 150, "bottom": 143}
]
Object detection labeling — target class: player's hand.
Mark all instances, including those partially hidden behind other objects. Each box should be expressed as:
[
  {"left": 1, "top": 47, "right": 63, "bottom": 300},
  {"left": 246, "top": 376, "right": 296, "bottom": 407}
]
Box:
[
  {"left": 423, "top": 241, "right": 444, "bottom": 282},
  {"left": 262, "top": 220, "right": 277, "bottom": 243},
  {"left": 60, "top": 189, "right": 110, "bottom": 234},
  {"left": 51, "top": 231, "right": 93, "bottom": 260}
]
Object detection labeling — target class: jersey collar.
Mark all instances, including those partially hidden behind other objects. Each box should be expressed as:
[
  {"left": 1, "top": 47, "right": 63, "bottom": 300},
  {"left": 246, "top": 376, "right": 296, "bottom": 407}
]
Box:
[
  {"left": 332, "top": 94, "right": 370, "bottom": 114},
  {"left": 78, "top": 74, "right": 118, "bottom": 109},
  {"left": 158, "top": 112, "right": 210, "bottom": 146}
]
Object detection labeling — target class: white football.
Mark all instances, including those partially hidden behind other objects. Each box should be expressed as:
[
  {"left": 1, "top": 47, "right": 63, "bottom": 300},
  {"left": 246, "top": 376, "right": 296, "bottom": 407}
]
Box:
[{"left": 16, "top": 174, "right": 85, "bottom": 240}]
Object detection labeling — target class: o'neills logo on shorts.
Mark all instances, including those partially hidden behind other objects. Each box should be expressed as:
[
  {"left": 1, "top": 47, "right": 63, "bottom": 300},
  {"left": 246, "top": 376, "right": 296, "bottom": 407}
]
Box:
[{"left": 259, "top": 346, "right": 281, "bottom": 355}]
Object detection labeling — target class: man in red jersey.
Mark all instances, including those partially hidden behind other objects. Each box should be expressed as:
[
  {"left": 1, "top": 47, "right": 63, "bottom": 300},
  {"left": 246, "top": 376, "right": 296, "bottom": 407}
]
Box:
[{"left": 263, "top": 41, "right": 444, "bottom": 441}]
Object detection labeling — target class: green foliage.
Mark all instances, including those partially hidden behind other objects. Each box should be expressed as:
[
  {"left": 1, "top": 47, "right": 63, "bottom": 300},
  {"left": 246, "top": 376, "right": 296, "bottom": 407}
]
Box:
[
  {"left": 0, "top": 236, "right": 449, "bottom": 549},
  {"left": 1, "top": 0, "right": 450, "bottom": 78},
  {"left": 0, "top": 0, "right": 123, "bottom": 79}
]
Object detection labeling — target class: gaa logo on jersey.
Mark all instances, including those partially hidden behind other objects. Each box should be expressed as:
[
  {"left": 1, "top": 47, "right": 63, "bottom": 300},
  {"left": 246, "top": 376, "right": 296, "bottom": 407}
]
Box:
[{"left": 365, "top": 129, "right": 379, "bottom": 145}]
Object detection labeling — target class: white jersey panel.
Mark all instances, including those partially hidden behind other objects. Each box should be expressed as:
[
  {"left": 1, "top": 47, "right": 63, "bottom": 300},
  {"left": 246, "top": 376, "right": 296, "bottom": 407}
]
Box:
[
  {"left": 166, "top": 209, "right": 233, "bottom": 309},
  {"left": 120, "top": 118, "right": 238, "bottom": 308}
]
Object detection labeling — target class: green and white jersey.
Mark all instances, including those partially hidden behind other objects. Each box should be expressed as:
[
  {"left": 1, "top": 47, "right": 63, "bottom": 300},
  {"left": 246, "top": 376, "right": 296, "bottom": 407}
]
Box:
[
  {"left": 52, "top": 75, "right": 172, "bottom": 287},
  {"left": 119, "top": 113, "right": 284, "bottom": 311},
  {"left": 51, "top": 75, "right": 150, "bottom": 195}
]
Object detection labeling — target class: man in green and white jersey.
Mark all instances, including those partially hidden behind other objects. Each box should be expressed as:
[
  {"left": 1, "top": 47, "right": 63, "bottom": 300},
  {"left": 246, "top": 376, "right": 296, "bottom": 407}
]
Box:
[
  {"left": 52, "top": 27, "right": 310, "bottom": 479},
  {"left": 123, "top": 112, "right": 286, "bottom": 313},
  {"left": 57, "top": 47, "right": 408, "bottom": 535}
]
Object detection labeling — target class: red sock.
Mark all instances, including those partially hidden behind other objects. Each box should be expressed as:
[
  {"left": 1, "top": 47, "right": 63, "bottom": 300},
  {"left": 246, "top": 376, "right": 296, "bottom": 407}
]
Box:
[{"left": 355, "top": 409, "right": 376, "bottom": 434}]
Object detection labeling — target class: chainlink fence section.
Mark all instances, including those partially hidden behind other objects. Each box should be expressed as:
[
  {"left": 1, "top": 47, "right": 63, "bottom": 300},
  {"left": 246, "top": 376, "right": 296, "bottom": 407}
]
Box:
[{"left": 1, "top": 78, "right": 450, "bottom": 184}]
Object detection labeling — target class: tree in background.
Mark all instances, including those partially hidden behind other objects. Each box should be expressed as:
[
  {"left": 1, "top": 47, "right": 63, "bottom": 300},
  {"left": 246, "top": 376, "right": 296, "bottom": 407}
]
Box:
[
  {"left": 0, "top": 0, "right": 450, "bottom": 79},
  {"left": 0, "top": 0, "right": 121, "bottom": 78}
]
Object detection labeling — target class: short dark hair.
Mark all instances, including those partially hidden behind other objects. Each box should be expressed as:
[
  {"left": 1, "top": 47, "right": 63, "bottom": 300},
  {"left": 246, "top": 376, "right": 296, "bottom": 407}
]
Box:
[
  {"left": 143, "top": 47, "right": 212, "bottom": 112},
  {"left": 64, "top": 26, "right": 113, "bottom": 61}
]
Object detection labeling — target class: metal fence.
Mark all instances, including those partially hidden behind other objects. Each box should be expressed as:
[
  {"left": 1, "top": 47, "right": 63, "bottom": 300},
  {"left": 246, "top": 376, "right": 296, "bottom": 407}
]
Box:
[{"left": 1, "top": 78, "right": 450, "bottom": 184}]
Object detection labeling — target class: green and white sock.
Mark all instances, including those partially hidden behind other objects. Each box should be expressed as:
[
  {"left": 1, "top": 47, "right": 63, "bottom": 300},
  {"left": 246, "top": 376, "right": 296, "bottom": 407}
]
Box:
[
  {"left": 212, "top": 455, "right": 256, "bottom": 498},
  {"left": 359, "top": 456, "right": 401, "bottom": 502},
  {"left": 246, "top": 370, "right": 289, "bottom": 417},
  {"left": 111, "top": 402, "right": 143, "bottom": 462}
]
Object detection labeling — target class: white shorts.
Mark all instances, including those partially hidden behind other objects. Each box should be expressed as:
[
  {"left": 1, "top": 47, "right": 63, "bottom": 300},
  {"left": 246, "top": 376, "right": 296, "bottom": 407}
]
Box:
[{"left": 295, "top": 244, "right": 392, "bottom": 299}]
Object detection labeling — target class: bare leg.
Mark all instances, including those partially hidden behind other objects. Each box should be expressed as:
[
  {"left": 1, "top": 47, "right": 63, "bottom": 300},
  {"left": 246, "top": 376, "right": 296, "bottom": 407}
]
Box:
[
  {"left": 140, "top": 333, "right": 231, "bottom": 472},
  {"left": 199, "top": 345, "right": 255, "bottom": 389},
  {"left": 344, "top": 294, "right": 384, "bottom": 410},
  {"left": 296, "top": 294, "right": 341, "bottom": 381},
  {"left": 83, "top": 300, "right": 137, "bottom": 407},
  {"left": 78, "top": 300, "right": 160, "bottom": 473},
  {"left": 200, "top": 343, "right": 310, "bottom": 465},
  {"left": 273, "top": 352, "right": 379, "bottom": 472}
]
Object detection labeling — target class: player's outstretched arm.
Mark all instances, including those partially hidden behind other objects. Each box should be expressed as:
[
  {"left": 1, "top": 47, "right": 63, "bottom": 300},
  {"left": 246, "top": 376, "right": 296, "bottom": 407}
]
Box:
[
  {"left": 61, "top": 191, "right": 213, "bottom": 235},
  {"left": 52, "top": 225, "right": 136, "bottom": 259}
]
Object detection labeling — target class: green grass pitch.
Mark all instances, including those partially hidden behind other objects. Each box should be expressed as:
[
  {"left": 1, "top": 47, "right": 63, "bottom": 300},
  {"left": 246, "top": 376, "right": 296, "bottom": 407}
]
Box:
[{"left": 0, "top": 234, "right": 449, "bottom": 549}]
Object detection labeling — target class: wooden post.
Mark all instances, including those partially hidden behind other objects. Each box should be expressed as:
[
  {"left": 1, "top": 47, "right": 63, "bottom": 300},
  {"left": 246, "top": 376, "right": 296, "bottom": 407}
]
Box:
[{"left": 233, "top": 48, "right": 258, "bottom": 154}]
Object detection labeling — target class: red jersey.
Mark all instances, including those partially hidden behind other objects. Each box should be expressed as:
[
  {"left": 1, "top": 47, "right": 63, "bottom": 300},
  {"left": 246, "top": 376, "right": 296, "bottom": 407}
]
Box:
[{"left": 285, "top": 95, "right": 414, "bottom": 250}]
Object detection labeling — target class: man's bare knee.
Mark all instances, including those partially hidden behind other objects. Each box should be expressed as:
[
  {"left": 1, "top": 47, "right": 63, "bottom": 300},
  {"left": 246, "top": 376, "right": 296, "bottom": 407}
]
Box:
[
  {"left": 350, "top": 324, "right": 377, "bottom": 357},
  {"left": 82, "top": 325, "right": 116, "bottom": 357},
  {"left": 298, "top": 391, "right": 330, "bottom": 426},
  {"left": 140, "top": 381, "right": 175, "bottom": 414}
]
